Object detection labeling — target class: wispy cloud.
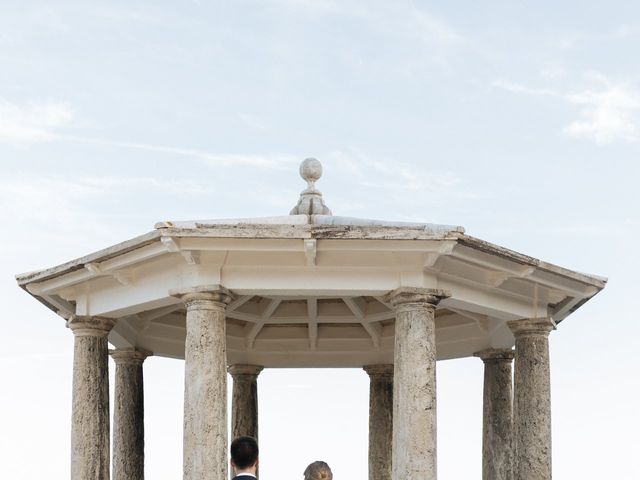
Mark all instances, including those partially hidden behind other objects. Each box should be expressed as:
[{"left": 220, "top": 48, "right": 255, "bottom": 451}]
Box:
[
  {"left": 548, "top": 24, "right": 640, "bottom": 50},
  {"left": 0, "top": 99, "right": 299, "bottom": 170},
  {"left": 0, "top": 173, "right": 210, "bottom": 262},
  {"left": 326, "top": 149, "right": 461, "bottom": 192},
  {"left": 494, "top": 73, "right": 640, "bottom": 144},
  {"left": 564, "top": 74, "right": 640, "bottom": 144},
  {"left": 271, "top": 0, "right": 464, "bottom": 48},
  {"left": 406, "top": 4, "right": 464, "bottom": 46},
  {"left": 321, "top": 149, "right": 477, "bottom": 223},
  {"left": 493, "top": 79, "right": 558, "bottom": 97},
  {"left": 65, "top": 135, "right": 300, "bottom": 170},
  {"left": 0, "top": 99, "right": 73, "bottom": 145},
  {"left": 612, "top": 23, "right": 640, "bottom": 39},
  {"left": 0, "top": 175, "right": 207, "bottom": 219}
]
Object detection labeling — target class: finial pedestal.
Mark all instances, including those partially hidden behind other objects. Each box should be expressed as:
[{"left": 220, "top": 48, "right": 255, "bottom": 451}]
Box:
[{"left": 290, "top": 158, "right": 332, "bottom": 215}]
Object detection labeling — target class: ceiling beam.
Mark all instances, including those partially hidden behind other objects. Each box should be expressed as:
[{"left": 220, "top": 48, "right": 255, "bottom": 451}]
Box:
[
  {"left": 551, "top": 296, "right": 582, "bottom": 320},
  {"left": 374, "top": 296, "right": 394, "bottom": 310},
  {"left": 246, "top": 298, "right": 281, "bottom": 348},
  {"left": 139, "top": 304, "right": 183, "bottom": 322},
  {"left": 361, "top": 321, "right": 382, "bottom": 348},
  {"left": 487, "top": 266, "right": 535, "bottom": 287},
  {"left": 42, "top": 294, "right": 75, "bottom": 317},
  {"left": 343, "top": 297, "right": 381, "bottom": 348},
  {"left": 364, "top": 311, "right": 396, "bottom": 323},
  {"left": 228, "top": 295, "right": 253, "bottom": 312},
  {"left": 28, "top": 241, "right": 170, "bottom": 296},
  {"left": 342, "top": 297, "right": 364, "bottom": 319},
  {"left": 228, "top": 311, "right": 260, "bottom": 323},
  {"left": 423, "top": 241, "right": 457, "bottom": 268},
  {"left": 447, "top": 307, "right": 489, "bottom": 332},
  {"left": 452, "top": 249, "right": 532, "bottom": 276},
  {"left": 308, "top": 298, "right": 318, "bottom": 350},
  {"left": 452, "top": 249, "right": 595, "bottom": 298}
]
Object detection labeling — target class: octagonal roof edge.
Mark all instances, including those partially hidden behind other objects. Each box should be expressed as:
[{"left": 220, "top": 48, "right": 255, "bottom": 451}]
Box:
[
  {"left": 14, "top": 223, "right": 466, "bottom": 286},
  {"left": 14, "top": 223, "right": 607, "bottom": 290},
  {"left": 153, "top": 215, "right": 465, "bottom": 235}
]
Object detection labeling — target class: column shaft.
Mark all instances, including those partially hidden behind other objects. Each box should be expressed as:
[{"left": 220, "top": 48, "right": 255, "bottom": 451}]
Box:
[
  {"left": 172, "top": 286, "right": 233, "bottom": 480},
  {"left": 385, "top": 287, "right": 449, "bottom": 480},
  {"left": 475, "top": 349, "right": 514, "bottom": 480},
  {"left": 229, "top": 365, "right": 263, "bottom": 440},
  {"left": 111, "top": 348, "right": 150, "bottom": 480},
  {"left": 68, "top": 316, "right": 116, "bottom": 480},
  {"left": 363, "top": 365, "right": 393, "bottom": 480},
  {"left": 508, "top": 318, "right": 554, "bottom": 480}
]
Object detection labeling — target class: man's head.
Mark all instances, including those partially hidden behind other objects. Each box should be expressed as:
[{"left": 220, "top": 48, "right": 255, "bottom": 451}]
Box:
[{"left": 230, "top": 436, "right": 259, "bottom": 474}]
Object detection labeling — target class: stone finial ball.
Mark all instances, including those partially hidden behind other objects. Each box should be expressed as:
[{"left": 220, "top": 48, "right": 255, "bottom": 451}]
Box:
[{"left": 300, "top": 158, "right": 323, "bottom": 183}]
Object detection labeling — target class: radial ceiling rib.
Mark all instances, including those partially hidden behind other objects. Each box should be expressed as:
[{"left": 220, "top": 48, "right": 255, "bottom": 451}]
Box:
[
  {"left": 374, "top": 296, "right": 394, "bottom": 310},
  {"left": 362, "top": 322, "right": 382, "bottom": 349},
  {"left": 308, "top": 298, "right": 318, "bottom": 350},
  {"left": 228, "top": 295, "right": 253, "bottom": 311},
  {"left": 139, "top": 304, "right": 183, "bottom": 322},
  {"left": 364, "top": 311, "right": 396, "bottom": 323},
  {"left": 447, "top": 307, "right": 489, "bottom": 332},
  {"left": 342, "top": 297, "right": 365, "bottom": 319},
  {"left": 343, "top": 297, "right": 381, "bottom": 348},
  {"left": 246, "top": 298, "right": 281, "bottom": 348},
  {"left": 227, "top": 311, "right": 260, "bottom": 323},
  {"left": 42, "top": 294, "right": 75, "bottom": 315}
]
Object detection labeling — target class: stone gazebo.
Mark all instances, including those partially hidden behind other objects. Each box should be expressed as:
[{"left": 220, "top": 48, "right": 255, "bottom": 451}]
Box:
[{"left": 16, "top": 159, "right": 606, "bottom": 480}]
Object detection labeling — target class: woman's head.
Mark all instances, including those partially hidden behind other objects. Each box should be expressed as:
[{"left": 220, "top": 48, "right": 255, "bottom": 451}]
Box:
[{"left": 304, "top": 461, "right": 333, "bottom": 480}]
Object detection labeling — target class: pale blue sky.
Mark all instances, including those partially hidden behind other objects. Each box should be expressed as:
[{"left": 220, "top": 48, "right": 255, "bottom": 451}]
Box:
[{"left": 1, "top": 1, "right": 639, "bottom": 479}]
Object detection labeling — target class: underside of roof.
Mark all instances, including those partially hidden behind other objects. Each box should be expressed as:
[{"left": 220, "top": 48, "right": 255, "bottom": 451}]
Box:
[{"left": 15, "top": 216, "right": 606, "bottom": 367}]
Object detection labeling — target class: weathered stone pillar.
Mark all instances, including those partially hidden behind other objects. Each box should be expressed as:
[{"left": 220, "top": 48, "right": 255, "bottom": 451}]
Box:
[
  {"left": 363, "top": 364, "right": 393, "bottom": 480},
  {"left": 110, "top": 347, "right": 151, "bottom": 480},
  {"left": 67, "top": 315, "right": 116, "bottom": 480},
  {"left": 384, "top": 287, "right": 449, "bottom": 480},
  {"left": 228, "top": 364, "right": 263, "bottom": 440},
  {"left": 172, "top": 285, "right": 234, "bottom": 480},
  {"left": 508, "top": 318, "right": 555, "bottom": 480},
  {"left": 474, "top": 348, "right": 515, "bottom": 480}
]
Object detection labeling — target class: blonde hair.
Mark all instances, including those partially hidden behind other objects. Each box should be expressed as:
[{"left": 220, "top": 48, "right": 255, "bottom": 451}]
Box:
[{"left": 304, "top": 461, "right": 333, "bottom": 480}]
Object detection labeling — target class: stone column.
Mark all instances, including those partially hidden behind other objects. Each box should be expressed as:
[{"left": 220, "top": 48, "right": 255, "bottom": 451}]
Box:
[
  {"left": 384, "top": 287, "right": 449, "bottom": 480},
  {"left": 67, "top": 315, "right": 116, "bottom": 480},
  {"left": 507, "top": 318, "right": 555, "bottom": 480},
  {"left": 110, "top": 347, "right": 151, "bottom": 480},
  {"left": 228, "top": 364, "right": 263, "bottom": 440},
  {"left": 363, "top": 365, "right": 393, "bottom": 480},
  {"left": 171, "top": 285, "right": 234, "bottom": 480},
  {"left": 474, "top": 348, "right": 515, "bottom": 480}
]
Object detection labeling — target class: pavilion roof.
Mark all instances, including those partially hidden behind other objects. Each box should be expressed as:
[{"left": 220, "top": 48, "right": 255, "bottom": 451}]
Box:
[
  {"left": 15, "top": 158, "right": 607, "bottom": 365},
  {"left": 16, "top": 219, "right": 605, "bottom": 292}
]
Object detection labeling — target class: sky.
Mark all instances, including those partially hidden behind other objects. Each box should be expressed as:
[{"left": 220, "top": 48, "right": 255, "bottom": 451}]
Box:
[{"left": 0, "top": 1, "right": 639, "bottom": 478}]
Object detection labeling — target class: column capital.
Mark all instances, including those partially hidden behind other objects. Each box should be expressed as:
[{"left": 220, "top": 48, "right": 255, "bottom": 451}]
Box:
[
  {"left": 474, "top": 348, "right": 515, "bottom": 362},
  {"left": 170, "top": 284, "right": 234, "bottom": 311},
  {"left": 110, "top": 347, "right": 152, "bottom": 365},
  {"left": 363, "top": 364, "right": 394, "bottom": 378},
  {"left": 66, "top": 315, "right": 116, "bottom": 338},
  {"left": 228, "top": 364, "right": 264, "bottom": 376},
  {"left": 507, "top": 317, "right": 556, "bottom": 337},
  {"left": 384, "top": 287, "right": 450, "bottom": 309}
]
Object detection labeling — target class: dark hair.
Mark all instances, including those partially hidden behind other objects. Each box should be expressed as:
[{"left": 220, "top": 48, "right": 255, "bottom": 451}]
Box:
[{"left": 230, "top": 436, "right": 259, "bottom": 469}]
